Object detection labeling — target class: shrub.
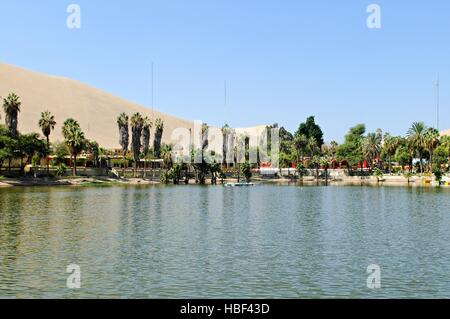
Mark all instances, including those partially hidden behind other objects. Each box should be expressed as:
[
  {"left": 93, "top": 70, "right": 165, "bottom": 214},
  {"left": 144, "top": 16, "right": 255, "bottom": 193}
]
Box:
[
  {"left": 433, "top": 169, "right": 443, "bottom": 183},
  {"left": 55, "top": 163, "right": 67, "bottom": 177}
]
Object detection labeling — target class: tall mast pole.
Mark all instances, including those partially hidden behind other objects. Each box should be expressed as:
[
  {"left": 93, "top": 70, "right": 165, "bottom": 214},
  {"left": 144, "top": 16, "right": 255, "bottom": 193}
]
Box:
[{"left": 436, "top": 74, "right": 440, "bottom": 131}]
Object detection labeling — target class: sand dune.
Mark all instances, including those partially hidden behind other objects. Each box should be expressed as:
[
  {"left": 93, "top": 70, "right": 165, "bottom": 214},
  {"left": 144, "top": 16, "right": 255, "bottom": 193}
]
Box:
[
  {"left": 0, "top": 63, "right": 267, "bottom": 149},
  {"left": 0, "top": 63, "right": 195, "bottom": 149}
]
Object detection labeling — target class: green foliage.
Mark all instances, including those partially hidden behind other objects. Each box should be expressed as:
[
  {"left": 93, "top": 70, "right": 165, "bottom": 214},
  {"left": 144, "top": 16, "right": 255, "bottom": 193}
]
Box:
[
  {"left": 433, "top": 169, "right": 443, "bottom": 183},
  {"left": 153, "top": 118, "right": 164, "bottom": 158},
  {"left": 336, "top": 124, "right": 366, "bottom": 167},
  {"left": 241, "top": 162, "right": 252, "bottom": 182},
  {"left": 296, "top": 163, "right": 307, "bottom": 178},
  {"left": 55, "top": 163, "right": 67, "bottom": 176},
  {"left": 160, "top": 170, "right": 170, "bottom": 184},
  {"left": 52, "top": 141, "right": 69, "bottom": 165},
  {"left": 373, "top": 167, "right": 383, "bottom": 178},
  {"left": 62, "top": 118, "right": 86, "bottom": 175},
  {"left": 3, "top": 93, "right": 21, "bottom": 137},
  {"left": 295, "top": 116, "right": 324, "bottom": 148},
  {"left": 170, "top": 163, "right": 183, "bottom": 184}
]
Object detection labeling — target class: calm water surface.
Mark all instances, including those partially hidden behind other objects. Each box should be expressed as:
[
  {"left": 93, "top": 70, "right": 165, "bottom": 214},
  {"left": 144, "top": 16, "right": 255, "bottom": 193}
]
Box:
[{"left": 1, "top": 185, "right": 450, "bottom": 298}]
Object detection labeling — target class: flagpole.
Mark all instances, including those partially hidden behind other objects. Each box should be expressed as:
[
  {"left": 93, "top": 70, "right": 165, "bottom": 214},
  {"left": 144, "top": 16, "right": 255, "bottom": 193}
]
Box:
[{"left": 436, "top": 74, "right": 440, "bottom": 131}]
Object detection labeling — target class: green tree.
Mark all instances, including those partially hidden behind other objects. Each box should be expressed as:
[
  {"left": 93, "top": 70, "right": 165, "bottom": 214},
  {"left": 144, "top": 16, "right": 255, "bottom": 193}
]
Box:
[
  {"left": 130, "top": 113, "right": 144, "bottom": 177},
  {"left": 241, "top": 161, "right": 252, "bottom": 183},
  {"left": 3, "top": 93, "right": 21, "bottom": 137},
  {"left": 153, "top": 118, "right": 164, "bottom": 158},
  {"left": 222, "top": 124, "right": 230, "bottom": 167},
  {"left": 407, "top": 122, "right": 427, "bottom": 173},
  {"left": 17, "top": 133, "right": 46, "bottom": 169},
  {"left": 117, "top": 113, "right": 129, "bottom": 176},
  {"left": 362, "top": 132, "right": 382, "bottom": 172},
  {"left": 38, "top": 111, "right": 56, "bottom": 174},
  {"left": 382, "top": 133, "right": 399, "bottom": 173},
  {"left": 293, "top": 134, "right": 308, "bottom": 164},
  {"left": 62, "top": 119, "right": 86, "bottom": 176},
  {"left": 141, "top": 117, "right": 152, "bottom": 177},
  {"left": 395, "top": 145, "right": 411, "bottom": 174},
  {"left": 336, "top": 124, "right": 366, "bottom": 174},
  {"left": 86, "top": 140, "right": 100, "bottom": 167},
  {"left": 295, "top": 116, "right": 324, "bottom": 148},
  {"left": 424, "top": 128, "right": 440, "bottom": 173}
]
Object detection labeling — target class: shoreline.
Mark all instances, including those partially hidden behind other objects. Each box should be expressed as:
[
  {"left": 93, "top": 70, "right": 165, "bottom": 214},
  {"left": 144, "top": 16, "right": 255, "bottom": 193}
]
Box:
[{"left": 0, "top": 175, "right": 447, "bottom": 188}]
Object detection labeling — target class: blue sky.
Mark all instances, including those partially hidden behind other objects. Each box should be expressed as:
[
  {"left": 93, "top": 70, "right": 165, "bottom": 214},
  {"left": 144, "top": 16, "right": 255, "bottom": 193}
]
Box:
[{"left": 1, "top": 0, "right": 449, "bottom": 142}]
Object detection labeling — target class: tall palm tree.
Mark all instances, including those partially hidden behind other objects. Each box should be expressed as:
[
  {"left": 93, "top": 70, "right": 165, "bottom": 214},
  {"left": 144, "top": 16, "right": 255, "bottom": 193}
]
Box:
[
  {"left": 382, "top": 133, "right": 399, "bottom": 173},
  {"left": 424, "top": 128, "right": 440, "bottom": 173},
  {"left": 320, "top": 156, "right": 330, "bottom": 185},
  {"left": 294, "top": 134, "right": 308, "bottom": 164},
  {"left": 141, "top": 117, "right": 152, "bottom": 177},
  {"left": 153, "top": 118, "right": 164, "bottom": 158},
  {"left": 362, "top": 133, "right": 381, "bottom": 171},
  {"left": 3, "top": 93, "right": 21, "bottom": 137},
  {"left": 222, "top": 124, "right": 230, "bottom": 167},
  {"left": 62, "top": 119, "right": 86, "bottom": 176},
  {"left": 307, "top": 136, "right": 318, "bottom": 159},
  {"left": 38, "top": 111, "right": 56, "bottom": 175},
  {"left": 160, "top": 144, "right": 173, "bottom": 171},
  {"left": 130, "top": 113, "right": 144, "bottom": 177},
  {"left": 117, "top": 113, "right": 129, "bottom": 176},
  {"left": 407, "top": 122, "right": 427, "bottom": 173},
  {"left": 201, "top": 123, "right": 209, "bottom": 154}
]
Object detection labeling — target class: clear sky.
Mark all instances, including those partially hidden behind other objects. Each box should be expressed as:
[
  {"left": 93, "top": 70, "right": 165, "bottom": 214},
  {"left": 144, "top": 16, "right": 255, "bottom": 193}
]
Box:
[{"left": 1, "top": 0, "right": 449, "bottom": 142}]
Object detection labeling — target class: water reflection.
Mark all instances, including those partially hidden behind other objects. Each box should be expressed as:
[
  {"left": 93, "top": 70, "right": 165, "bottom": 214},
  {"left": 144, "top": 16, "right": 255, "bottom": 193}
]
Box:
[{"left": 1, "top": 185, "right": 450, "bottom": 298}]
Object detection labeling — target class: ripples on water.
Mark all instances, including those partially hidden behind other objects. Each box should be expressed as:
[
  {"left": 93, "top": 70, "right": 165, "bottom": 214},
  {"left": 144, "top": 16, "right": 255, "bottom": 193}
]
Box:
[{"left": 1, "top": 185, "right": 450, "bottom": 298}]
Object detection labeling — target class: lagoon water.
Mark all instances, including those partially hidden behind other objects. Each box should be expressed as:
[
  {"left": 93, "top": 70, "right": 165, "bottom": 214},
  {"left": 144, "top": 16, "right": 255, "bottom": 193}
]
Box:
[{"left": 1, "top": 184, "right": 450, "bottom": 298}]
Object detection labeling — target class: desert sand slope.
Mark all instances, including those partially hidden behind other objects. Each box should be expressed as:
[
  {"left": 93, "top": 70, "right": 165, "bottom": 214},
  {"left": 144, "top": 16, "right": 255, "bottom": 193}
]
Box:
[{"left": 0, "top": 63, "right": 194, "bottom": 149}]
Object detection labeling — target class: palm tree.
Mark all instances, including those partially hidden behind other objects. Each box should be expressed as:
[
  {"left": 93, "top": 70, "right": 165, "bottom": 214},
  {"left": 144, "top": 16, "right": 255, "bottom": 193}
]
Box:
[
  {"left": 221, "top": 124, "right": 230, "bottom": 167},
  {"left": 141, "top": 117, "right": 152, "bottom": 177},
  {"left": 294, "top": 134, "right": 308, "bottom": 164},
  {"left": 153, "top": 118, "right": 164, "bottom": 158},
  {"left": 424, "top": 128, "right": 440, "bottom": 173},
  {"left": 320, "top": 156, "right": 330, "bottom": 185},
  {"left": 130, "top": 113, "right": 144, "bottom": 177},
  {"left": 38, "top": 111, "right": 56, "bottom": 175},
  {"left": 160, "top": 144, "right": 173, "bottom": 172},
  {"left": 117, "top": 113, "right": 129, "bottom": 176},
  {"left": 307, "top": 136, "right": 318, "bottom": 159},
  {"left": 3, "top": 93, "right": 21, "bottom": 137},
  {"left": 382, "top": 133, "right": 399, "bottom": 173},
  {"left": 407, "top": 122, "right": 427, "bottom": 173},
  {"left": 362, "top": 133, "right": 381, "bottom": 172},
  {"left": 62, "top": 119, "right": 86, "bottom": 176}
]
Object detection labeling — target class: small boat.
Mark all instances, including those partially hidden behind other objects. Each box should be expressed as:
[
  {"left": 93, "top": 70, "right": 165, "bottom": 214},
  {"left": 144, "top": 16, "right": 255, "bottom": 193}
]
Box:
[{"left": 224, "top": 182, "right": 255, "bottom": 187}]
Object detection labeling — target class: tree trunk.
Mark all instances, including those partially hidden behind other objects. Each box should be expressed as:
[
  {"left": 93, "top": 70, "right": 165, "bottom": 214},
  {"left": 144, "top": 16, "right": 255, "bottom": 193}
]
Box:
[
  {"left": 73, "top": 155, "right": 77, "bottom": 176},
  {"left": 388, "top": 155, "right": 391, "bottom": 174},
  {"left": 419, "top": 152, "right": 423, "bottom": 174},
  {"left": 144, "top": 158, "right": 146, "bottom": 178},
  {"left": 237, "top": 163, "right": 240, "bottom": 183},
  {"left": 429, "top": 149, "right": 433, "bottom": 173},
  {"left": 46, "top": 135, "right": 50, "bottom": 176},
  {"left": 123, "top": 154, "right": 126, "bottom": 178}
]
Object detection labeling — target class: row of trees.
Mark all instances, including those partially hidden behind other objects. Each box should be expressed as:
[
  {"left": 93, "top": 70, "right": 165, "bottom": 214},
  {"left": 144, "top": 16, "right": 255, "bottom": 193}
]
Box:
[
  {"left": 2, "top": 91, "right": 448, "bottom": 181},
  {"left": 260, "top": 116, "right": 450, "bottom": 177},
  {"left": 1, "top": 93, "right": 103, "bottom": 176},
  {"left": 116, "top": 112, "right": 164, "bottom": 177}
]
